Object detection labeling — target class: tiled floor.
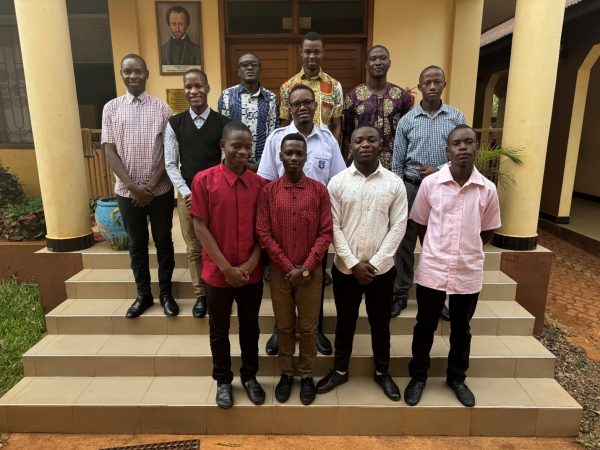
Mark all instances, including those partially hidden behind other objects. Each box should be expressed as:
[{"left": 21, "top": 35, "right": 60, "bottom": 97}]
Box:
[{"left": 561, "top": 197, "right": 600, "bottom": 241}]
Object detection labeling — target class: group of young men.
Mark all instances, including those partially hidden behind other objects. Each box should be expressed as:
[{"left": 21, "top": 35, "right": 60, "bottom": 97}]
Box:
[{"left": 101, "top": 31, "right": 501, "bottom": 411}]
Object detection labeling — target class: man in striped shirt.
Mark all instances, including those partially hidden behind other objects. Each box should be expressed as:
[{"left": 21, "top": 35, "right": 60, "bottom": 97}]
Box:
[
  {"left": 102, "top": 54, "right": 177, "bottom": 319},
  {"left": 391, "top": 65, "right": 466, "bottom": 319}
]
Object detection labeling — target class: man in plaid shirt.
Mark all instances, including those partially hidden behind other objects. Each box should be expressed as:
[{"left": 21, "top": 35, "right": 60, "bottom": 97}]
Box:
[{"left": 101, "top": 54, "right": 178, "bottom": 319}]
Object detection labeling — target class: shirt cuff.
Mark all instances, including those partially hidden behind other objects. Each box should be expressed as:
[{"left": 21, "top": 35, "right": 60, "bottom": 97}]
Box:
[{"left": 343, "top": 255, "right": 360, "bottom": 271}]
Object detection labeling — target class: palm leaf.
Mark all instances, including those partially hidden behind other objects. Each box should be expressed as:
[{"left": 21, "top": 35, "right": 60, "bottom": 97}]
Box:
[{"left": 475, "top": 143, "right": 523, "bottom": 192}]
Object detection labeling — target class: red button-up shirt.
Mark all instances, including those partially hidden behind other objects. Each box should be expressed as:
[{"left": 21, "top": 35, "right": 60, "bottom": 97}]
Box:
[
  {"left": 190, "top": 163, "right": 267, "bottom": 288},
  {"left": 256, "top": 174, "right": 333, "bottom": 274}
]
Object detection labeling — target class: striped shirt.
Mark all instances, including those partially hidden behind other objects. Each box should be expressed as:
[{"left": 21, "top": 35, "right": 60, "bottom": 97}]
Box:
[
  {"left": 391, "top": 102, "right": 466, "bottom": 180},
  {"left": 217, "top": 84, "right": 279, "bottom": 162},
  {"left": 101, "top": 91, "right": 172, "bottom": 198},
  {"left": 280, "top": 69, "right": 343, "bottom": 128}
]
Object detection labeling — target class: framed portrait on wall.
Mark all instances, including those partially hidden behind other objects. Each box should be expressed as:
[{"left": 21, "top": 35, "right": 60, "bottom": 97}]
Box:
[{"left": 156, "top": 1, "right": 203, "bottom": 75}]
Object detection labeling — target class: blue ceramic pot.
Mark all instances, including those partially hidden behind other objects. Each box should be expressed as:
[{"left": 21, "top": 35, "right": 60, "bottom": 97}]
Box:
[{"left": 95, "top": 197, "right": 128, "bottom": 250}]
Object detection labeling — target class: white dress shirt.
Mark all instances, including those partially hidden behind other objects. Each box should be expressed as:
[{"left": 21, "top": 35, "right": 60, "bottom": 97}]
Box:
[
  {"left": 164, "top": 107, "right": 212, "bottom": 197},
  {"left": 257, "top": 122, "right": 346, "bottom": 186},
  {"left": 327, "top": 163, "right": 408, "bottom": 275}
]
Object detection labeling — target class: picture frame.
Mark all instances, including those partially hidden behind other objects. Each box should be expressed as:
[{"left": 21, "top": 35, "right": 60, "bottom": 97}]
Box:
[{"left": 155, "top": 1, "right": 203, "bottom": 75}]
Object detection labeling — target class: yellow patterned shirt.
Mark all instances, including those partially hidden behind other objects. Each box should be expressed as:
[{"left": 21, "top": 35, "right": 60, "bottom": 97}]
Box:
[{"left": 279, "top": 69, "right": 343, "bottom": 128}]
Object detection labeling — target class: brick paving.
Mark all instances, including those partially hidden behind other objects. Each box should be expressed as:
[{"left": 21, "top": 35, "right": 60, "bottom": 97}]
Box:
[{"left": 538, "top": 229, "right": 600, "bottom": 355}]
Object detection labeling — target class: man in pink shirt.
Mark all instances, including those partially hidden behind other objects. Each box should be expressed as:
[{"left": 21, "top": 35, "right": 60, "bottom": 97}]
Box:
[{"left": 404, "top": 124, "right": 501, "bottom": 407}]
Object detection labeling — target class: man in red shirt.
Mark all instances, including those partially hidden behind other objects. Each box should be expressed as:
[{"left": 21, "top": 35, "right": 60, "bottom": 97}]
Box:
[
  {"left": 191, "top": 121, "right": 267, "bottom": 409},
  {"left": 256, "top": 133, "right": 333, "bottom": 405}
]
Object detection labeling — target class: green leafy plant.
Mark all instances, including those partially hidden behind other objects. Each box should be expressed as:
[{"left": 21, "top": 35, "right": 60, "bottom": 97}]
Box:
[
  {"left": 0, "top": 164, "right": 25, "bottom": 209},
  {"left": 475, "top": 144, "right": 524, "bottom": 191},
  {"left": 0, "top": 197, "right": 46, "bottom": 241}
]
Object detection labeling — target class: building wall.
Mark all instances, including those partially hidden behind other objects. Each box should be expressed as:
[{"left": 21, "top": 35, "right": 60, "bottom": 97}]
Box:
[
  {"left": 574, "top": 61, "right": 600, "bottom": 197},
  {"left": 0, "top": 149, "right": 40, "bottom": 197},
  {"left": 108, "top": 0, "right": 223, "bottom": 108}
]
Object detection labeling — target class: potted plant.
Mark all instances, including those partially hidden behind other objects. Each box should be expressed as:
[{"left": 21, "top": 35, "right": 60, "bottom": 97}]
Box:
[
  {"left": 475, "top": 143, "right": 523, "bottom": 191},
  {"left": 95, "top": 197, "right": 128, "bottom": 251}
]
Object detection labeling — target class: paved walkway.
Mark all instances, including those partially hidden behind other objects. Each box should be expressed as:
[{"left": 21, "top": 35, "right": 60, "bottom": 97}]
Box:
[{"left": 538, "top": 229, "right": 600, "bottom": 357}]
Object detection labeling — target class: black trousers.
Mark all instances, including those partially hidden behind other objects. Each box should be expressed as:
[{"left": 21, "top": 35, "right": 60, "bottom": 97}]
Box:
[
  {"left": 116, "top": 190, "right": 174, "bottom": 298},
  {"left": 332, "top": 265, "right": 396, "bottom": 374},
  {"left": 409, "top": 284, "right": 479, "bottom": 383},
  {"left": 207, "top": 281, "right": 263, "bottom": 384}
]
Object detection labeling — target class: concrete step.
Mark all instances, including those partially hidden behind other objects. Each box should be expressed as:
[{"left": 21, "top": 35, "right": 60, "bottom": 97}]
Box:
[
  {"left": 22, "top": 334, "right": 554, "bottom": 378},
  {"left": 46, "top": 298, "right": 534, "bottom": 337},
  {"left": 65, "top": 269, "right": 517, "bottom": 302},
  {"left": 0, "top": 376, "right": 581, "bottom": 436},
  {"left": 80, "top": 242, "right": 503, "bottom": 271}
]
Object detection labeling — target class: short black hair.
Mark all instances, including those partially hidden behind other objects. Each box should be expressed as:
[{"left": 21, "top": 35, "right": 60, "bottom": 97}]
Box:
[
  {"left": 367, "top": 45, "right": 390, "bottom": 57},
  {"left": 121, "top": 53, "right": 147, "bottom": 71},
  {"left": 302, "top": 31, "right": 323, "bottom": 46},
  {"left": 447, "top": 124, "right": 476, "bottom": 144},
  {"left": 238, "top": 53, "right": 260, "bottom": 65},
  {"left": 281, "top": 133, "right": 307, "bottom": 151},
  {"left": 183, "top": 68, "right": 208, "bottom": 84},
  {"left": 165, "top": 5, "right": 191, "bottom": 26},
  {"left": 289, "top": 84, "right": 315, "bottom": 100},
  {"left": 351, "top": 125, "right": 380, "bottom": 140},
  {"left": 222, "top": 120, "right": 252, "bottom": 140},
  {"left": 419, "top": 65, "right": 445, "bottom": 81}
]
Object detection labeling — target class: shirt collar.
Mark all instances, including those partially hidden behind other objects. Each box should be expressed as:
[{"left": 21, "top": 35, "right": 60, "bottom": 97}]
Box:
[
  {"left": 220, "top": 162, "right": 249, "bottom": 187},
  {"left": 349, "top": 161, "right": 384, "bottom": 179},
  {"left": 437, "top": 164, "right": 486, "bottom": 187},
  {"left": 238, "top": 83, "right": 264, "bottom": 98},
  {"left": 189, "top": 107, "right": 211, "bottom": 122},
  {"left": 282, "top": 173, "right": 307, "bottom": 188},
  {"left": 288, "top": 121, "right": 318, "bottom": 140},
  {"left": 414, "top": 101, "right": 449, "bottom": 118},
  {"left": 125, "top": 90, "right": 149, "bottom": 104},
  {"left": 301, "top": 68, "right": 325, "bottom": 81}
]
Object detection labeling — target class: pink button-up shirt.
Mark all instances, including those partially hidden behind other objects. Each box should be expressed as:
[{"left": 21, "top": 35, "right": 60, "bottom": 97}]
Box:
[{"left": 410, "top": 165, "right": 501, "bottom": 294}]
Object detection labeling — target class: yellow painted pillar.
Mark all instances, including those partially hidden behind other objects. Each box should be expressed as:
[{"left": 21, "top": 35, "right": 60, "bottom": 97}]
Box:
[
  {"left": 492, "top": 0, "right": 565, "bottom": 250},
  {"left": 446, "top": 0, "right": 484, "bottom": 125},
  {"left": 558, "top": 44, "right": 600, "bottom": 218},
  {"left": 14, "top": 0, "right": 93, "bottom": 251}
]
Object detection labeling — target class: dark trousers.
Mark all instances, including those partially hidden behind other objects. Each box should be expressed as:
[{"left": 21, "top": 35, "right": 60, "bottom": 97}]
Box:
[
  {"left": 409, "top": 284, "right": 479, "bottom": 383},
  {"left": 393, "top": 180, "right": 419, "bottom": 301},
  {"left": 207, "top": 281, "right": 263, "bottom": 384},
  {"left": 332, "top": 265, "right": 396, "bottom": 373},
  {"left": 319, "top": 255, "right": 328, "bottom": 332},
  {"left": 117, "top": 190, "right": 174, "bottom": 298}
]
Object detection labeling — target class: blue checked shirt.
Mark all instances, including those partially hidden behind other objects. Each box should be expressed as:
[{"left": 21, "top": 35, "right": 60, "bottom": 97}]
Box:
[
  {"left": 217, "top": 84, "right": 279, "bottom": 162},
  {"left": 391, "top": 102, "right": 466, "bottom": 179}
]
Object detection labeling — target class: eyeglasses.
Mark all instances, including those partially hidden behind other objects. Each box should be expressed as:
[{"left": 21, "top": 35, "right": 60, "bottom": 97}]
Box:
[
  {"left": 238, "top": 62, "right": 260, "bottom": 69},
  {"left": 290, "top": 100, "right": 315, "bottom": 110}
]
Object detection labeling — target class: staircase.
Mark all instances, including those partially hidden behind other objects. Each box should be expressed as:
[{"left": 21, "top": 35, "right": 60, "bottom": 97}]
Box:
[{"left": 0, "top": 230, "right": 582, "bottom": 435}]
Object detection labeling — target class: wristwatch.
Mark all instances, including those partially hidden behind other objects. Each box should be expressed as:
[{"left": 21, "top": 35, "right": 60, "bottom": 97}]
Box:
[{"left": 301, "top": 267, "right": 310, "bottom": 278}]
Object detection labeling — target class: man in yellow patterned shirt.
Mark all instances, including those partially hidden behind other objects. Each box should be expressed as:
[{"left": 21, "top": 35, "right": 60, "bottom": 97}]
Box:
[{"left": 280, "top": 31, "right": 343, "bottom": 143}]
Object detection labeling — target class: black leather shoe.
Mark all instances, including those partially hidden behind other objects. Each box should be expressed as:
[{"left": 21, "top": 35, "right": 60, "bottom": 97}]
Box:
[
  {"left": 300, "top": 377, "right": 317, "bottom": 405},
  {"left": 374, "top": 372, "right": 401, "bottom": 402},
  {"left": 440, "top": 304, "right": 450, "bottom": 321},
  {"left": 192, "top": 294, "right": 207, "bottom": 318},
  {"left": 243, "top": 378, "right": 266, "bottom": 405},
  {"left": 391, "top": 295, "right": 408, "bottom": 318},
  {"left": 159, "top": 294, "right": 179, "bottom": 317},
  {"left": 216, "top": 383, "right": 233, "bottom": 409},
  {"left": 316, "top": 370, "right": 348, "bottom": 394},
  {"left": 317, "top": 331, "right": 332, "bottom": 355},
  {"left": 447, "top": 380, "right": 475, "bottom": 407},
  {"left": 404, "top": 378, "right": 426, "bottom": 406},
  {"left": 275, "top": 374, "right": 293, "bottom": 403},
  {"left": 125, "top": 295, "right": 153, "bottom": 319},
  {"left": 265, "top": 332, "right": 279, "bottom": 356},
  {"left": 324, "top": 271, "right": 332, "bottom": 286}
]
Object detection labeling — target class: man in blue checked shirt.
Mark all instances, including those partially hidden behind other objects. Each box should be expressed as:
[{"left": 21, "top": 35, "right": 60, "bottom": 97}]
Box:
[
  {"left": 391, "top": 65, "right": 466, "bottom": 319},
  {"left": 218, "top": 53, "right": 279, "bottom": 172}
]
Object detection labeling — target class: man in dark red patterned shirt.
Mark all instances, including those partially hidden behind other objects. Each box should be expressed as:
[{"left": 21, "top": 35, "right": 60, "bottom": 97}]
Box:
[
  {"left": 191, "top": 121, "right": 267, "bottom": 409},
  {"left": 256, "top": 133, "right": 333, "bottom": 406}
]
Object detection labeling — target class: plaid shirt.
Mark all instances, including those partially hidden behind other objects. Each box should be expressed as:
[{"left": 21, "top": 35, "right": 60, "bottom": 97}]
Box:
[
  {"left": 101, "top": 91, "right": 172, "bottom": 198},
  {"left": 280, "top": 69, "right": 343, "bottom": 128},
  {"left": 391, "top": 102, "right": 466, "bottom": 180},
  {"left": 217, "top": 84, "right": 279, "bottom": 162}
]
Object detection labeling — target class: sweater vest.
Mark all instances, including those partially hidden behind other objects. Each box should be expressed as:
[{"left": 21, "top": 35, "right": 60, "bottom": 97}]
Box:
[{"left": 168, "top": 110, "right": 231, "bottom": 188}]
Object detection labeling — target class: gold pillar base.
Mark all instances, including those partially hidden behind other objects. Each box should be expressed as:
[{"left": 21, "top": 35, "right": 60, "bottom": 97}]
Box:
[{"left": 46, "top": 232, "right": 94, "bottom": 253}]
